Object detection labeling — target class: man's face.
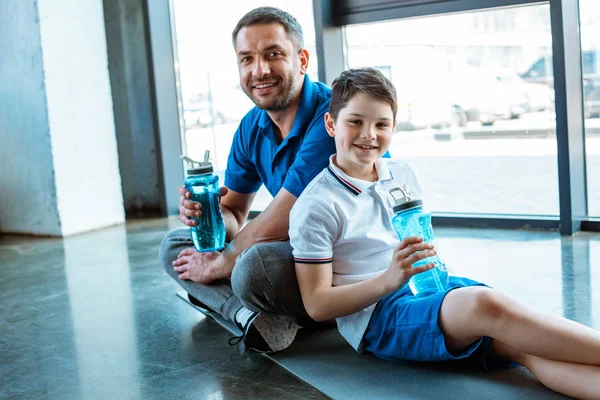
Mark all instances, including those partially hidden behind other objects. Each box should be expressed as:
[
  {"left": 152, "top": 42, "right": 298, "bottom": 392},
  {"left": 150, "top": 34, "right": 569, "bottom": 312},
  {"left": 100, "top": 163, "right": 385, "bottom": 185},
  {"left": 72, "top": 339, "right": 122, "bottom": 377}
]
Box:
[{"left": 235, "top": 24, "right": 308, "bottom": 111}]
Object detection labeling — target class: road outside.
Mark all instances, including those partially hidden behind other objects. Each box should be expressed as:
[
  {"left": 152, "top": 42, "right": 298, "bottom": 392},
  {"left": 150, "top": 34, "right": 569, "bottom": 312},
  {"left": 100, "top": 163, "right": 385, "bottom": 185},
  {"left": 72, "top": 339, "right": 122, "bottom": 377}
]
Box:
[{"left": 184, "top": 111, "right": 600, "bottom": 217}]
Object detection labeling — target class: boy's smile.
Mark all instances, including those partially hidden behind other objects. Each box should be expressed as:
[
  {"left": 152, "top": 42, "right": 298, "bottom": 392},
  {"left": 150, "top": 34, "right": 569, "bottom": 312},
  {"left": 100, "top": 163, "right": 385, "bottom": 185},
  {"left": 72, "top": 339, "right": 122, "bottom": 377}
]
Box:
[{"left": 325, "top": 92, "right": 395, "bottom": 181}]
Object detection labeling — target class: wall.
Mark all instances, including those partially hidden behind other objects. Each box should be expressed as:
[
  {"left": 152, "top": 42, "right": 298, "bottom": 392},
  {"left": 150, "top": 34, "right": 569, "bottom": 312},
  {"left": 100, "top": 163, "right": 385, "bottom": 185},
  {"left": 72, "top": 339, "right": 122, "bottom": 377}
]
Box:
[
  {"left": 0, "top": 0, "right": 125, "bottom": 236},
  {"left": 0, "top": 0, "right": 62, "bottom": 235}
]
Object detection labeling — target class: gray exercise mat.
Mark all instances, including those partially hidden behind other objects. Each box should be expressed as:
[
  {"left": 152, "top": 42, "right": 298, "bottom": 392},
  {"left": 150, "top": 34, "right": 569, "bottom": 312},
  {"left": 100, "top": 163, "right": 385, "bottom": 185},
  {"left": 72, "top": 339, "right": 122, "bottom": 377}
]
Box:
[{"left": 176, "top": 292, "right": 571, "bottom": 400}]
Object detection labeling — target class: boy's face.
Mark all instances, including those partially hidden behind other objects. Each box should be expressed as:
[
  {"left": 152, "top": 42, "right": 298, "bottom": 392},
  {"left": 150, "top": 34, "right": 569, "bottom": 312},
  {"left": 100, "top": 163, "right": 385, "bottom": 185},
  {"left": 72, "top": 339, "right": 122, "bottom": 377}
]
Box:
[
  {"left": 325, "top": 92, "right": 395, "bottom": 177},
  {"left": 235, "top": 24, "right": 309, "bottom": 111}
]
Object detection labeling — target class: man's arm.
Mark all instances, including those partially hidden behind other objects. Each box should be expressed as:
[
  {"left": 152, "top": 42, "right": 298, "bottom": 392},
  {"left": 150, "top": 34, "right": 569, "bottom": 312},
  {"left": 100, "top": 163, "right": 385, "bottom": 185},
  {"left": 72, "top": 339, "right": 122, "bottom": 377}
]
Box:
[
  {"left": 212, "top": 187, "right": 298, "bottom": 277},
  {"left": 218, "top": 188, "right": 256, "bottom": 240}
]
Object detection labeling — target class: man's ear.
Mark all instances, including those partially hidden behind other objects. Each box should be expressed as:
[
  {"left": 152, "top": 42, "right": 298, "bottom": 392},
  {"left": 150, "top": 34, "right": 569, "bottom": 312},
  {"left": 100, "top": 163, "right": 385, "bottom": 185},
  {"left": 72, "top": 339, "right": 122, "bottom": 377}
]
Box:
[
  {"left": 324, "top": 112, "right": 335, "bottom": 137},
  {"left": 298, "top": 49, "right": 309, "bottom": 75}
]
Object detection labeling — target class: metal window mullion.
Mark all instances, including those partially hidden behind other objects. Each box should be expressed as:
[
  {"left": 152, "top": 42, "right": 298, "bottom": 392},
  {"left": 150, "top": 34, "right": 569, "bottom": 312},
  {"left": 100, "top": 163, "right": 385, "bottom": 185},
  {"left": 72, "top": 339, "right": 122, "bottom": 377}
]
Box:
[
  {"left": 144, "top": 0, "right": 184, "bottom": 216},
  {"left": 550, "top": 0, "right": 587, "bottom": 235},
  {"left": 313, "top": 0, "right": 347, "bottom": 85}
]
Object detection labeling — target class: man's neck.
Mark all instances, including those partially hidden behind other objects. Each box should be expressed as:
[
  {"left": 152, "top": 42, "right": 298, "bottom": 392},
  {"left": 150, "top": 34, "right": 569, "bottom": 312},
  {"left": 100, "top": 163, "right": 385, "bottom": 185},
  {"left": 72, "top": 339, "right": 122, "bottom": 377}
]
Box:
[{"left": 267, "top": 82, "right": 304, "bottom": 144}]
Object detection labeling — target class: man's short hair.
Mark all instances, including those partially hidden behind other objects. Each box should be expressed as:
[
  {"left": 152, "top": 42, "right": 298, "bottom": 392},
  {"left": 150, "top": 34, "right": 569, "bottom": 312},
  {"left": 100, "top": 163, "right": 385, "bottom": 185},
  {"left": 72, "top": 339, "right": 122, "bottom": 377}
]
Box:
[
  {"left": 232, "top": 7, "right": 304, "bottom": 50},
  {"left": 329, "top": 68, "right": 398, "bottom": 122}
]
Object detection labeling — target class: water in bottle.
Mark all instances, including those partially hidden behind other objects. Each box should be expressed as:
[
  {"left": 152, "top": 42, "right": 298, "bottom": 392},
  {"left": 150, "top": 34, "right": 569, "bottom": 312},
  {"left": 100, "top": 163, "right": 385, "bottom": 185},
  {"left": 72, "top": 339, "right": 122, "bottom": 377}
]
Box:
[
  {"left": 389, "top": 185, "right": 449, "bottom": 297},
  {"left": 181, "top": 151, "right": 226, "bottom": 252}
]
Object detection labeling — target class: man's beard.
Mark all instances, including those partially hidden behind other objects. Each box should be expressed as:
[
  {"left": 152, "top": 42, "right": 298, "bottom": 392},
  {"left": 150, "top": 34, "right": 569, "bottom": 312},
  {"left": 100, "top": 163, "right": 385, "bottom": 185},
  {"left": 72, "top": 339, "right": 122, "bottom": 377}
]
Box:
[{"left": 246, "top": 76, "right": 300, "bottom": 112}]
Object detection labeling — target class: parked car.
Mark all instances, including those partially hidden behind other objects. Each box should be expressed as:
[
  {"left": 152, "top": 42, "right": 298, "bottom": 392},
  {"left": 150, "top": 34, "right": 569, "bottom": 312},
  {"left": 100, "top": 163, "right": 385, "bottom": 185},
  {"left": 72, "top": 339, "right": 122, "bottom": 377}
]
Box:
[
  {"left": 492, "top": 68, "right": 554, "bottom": 116},
  {"left": 445, "top": 58, "right": 513, "bottom": 126},
  {"left": 347, "top": 46, "right": 454, "bottom": 131},
  {"left": 521, "top": 50, "right": 599, "bottom": 118},
  {"left": 584, "top": 79, "right": 600, "bottom": 118},
  {"left": 521, "top": 50, "right": 600, "bottom": 85},
  {"left": 348, "top": 46, "right": 533, "bottom": 129}
]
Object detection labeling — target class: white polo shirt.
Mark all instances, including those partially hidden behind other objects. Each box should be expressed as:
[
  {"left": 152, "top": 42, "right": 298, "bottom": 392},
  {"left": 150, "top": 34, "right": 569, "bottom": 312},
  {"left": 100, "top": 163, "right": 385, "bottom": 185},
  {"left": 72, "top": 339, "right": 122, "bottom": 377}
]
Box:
[{"left": 289, "top": 155, "right": 423, "bottom": 351}]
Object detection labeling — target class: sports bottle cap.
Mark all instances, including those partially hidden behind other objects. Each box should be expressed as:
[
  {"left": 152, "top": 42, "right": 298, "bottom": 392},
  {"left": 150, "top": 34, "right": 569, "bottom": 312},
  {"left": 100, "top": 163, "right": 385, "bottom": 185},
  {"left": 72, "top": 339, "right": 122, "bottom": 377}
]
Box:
[
  {"left": 390, "top": 185, "right": 423, "bottom": 213},
  {"left": 181, "top": 151, "right": 214, "bottom": 175}
]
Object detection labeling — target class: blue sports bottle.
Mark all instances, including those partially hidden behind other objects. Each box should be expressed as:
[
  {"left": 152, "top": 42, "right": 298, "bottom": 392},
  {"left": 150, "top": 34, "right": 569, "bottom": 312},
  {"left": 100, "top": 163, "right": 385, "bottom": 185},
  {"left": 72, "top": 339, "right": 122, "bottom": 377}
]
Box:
[
  {"left": 181, "top": 152, "right": 226, "bottom": 252},
  {"left": 389, "top": 185, "right": 449, "bottom": 297}
]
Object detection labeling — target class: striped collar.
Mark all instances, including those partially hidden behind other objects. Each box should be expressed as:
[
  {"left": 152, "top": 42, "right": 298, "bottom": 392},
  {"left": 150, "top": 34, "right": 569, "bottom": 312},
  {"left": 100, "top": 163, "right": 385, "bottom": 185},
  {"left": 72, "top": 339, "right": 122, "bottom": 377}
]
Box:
[{"left": 326, "top": 155, "right": 393, "bottom": 196}]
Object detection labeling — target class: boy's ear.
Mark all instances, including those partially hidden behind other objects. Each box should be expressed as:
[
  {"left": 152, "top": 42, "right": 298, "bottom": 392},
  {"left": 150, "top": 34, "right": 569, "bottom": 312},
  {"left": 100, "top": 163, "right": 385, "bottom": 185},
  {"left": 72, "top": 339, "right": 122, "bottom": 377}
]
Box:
[{"left": 324, "top": 112, "right": 335, "bottom": 137}]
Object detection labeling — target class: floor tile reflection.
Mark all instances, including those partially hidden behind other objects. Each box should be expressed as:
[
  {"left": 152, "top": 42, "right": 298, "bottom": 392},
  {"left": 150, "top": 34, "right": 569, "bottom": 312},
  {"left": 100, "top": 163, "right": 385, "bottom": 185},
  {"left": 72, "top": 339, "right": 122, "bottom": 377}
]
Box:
[{"left": 1, "top": 218, "right": 599, "bottom": 399}]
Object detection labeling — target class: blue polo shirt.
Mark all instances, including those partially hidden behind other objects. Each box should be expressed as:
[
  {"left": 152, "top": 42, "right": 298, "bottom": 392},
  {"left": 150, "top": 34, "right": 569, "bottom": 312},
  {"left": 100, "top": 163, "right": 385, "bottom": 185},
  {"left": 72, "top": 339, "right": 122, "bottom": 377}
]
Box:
[{"left": 225, "top": 75, "right": 336, "bottom": 198}]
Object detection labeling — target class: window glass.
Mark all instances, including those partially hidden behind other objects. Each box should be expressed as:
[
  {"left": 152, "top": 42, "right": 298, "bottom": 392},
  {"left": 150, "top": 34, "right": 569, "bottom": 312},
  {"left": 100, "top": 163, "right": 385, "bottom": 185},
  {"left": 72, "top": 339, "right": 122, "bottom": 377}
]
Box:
[
  {"left": 345, "top": 4, "right": 558, "bottom": 215},
  {"left": 172, "top": 0, "right": 319, "bottom": 211},
  {"left": 580, "top": 0, "right": 600, "bottom": 217}
]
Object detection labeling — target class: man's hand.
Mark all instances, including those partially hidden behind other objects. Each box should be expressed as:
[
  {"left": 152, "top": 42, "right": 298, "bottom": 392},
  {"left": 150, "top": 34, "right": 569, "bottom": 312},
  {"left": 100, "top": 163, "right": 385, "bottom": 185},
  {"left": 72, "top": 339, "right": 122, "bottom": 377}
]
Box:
[
  {"left": 172, "top": 248, "right": 231, "bottom": 284},
  {"left": 178, "top": 185, "right": 228, "bottom": 227},
  {"left": 383, "top": 236, "right": 436, "bottom": 292}
]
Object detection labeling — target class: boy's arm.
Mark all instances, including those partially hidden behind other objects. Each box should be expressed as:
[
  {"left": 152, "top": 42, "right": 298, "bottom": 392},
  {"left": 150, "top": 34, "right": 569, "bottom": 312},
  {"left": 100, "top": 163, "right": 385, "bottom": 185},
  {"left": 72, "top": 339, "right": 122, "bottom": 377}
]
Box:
[
  {"left": 295, "top": 262, "right": 391, "bottom": 322},
  {"left": 295, "top": 237, "right": 438, "bottom": 322}
]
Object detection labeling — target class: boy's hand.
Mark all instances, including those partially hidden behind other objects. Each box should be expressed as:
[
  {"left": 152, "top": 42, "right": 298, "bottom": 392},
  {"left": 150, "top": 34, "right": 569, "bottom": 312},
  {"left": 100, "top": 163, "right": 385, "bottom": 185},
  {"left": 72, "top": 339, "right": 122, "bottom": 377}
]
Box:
[
  {"left": 178, "top": 186, "right": 228, "bottom": 227},
  {"left": 383, "top": 236, "right": 436, "bottom": 292}
]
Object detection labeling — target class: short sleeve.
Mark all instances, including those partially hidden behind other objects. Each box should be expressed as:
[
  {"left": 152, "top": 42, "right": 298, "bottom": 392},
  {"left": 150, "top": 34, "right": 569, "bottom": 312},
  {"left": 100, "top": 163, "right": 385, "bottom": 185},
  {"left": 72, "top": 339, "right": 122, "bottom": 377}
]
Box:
[
  {"left": 289, "top": 194, "right": 337, "bottom": 264},
  {"left": 224, "top": 123, "right": 262, "bottom": 194},
  {"left": 283, "top": 105, "right": 336, "bottom": 198}
]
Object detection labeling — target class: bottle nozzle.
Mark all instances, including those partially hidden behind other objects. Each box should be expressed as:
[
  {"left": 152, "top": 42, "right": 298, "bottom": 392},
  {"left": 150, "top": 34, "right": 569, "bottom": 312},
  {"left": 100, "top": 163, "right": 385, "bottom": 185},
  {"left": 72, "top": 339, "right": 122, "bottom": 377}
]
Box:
[
  {"left": 181, "top": 151, "right": 212, "bottom": 168},
  {"left": 389, "top": 187, "right": 409, "bottom": 203},
  {"left": 181, "top": 155, "right": 199, "bottom": 167}
]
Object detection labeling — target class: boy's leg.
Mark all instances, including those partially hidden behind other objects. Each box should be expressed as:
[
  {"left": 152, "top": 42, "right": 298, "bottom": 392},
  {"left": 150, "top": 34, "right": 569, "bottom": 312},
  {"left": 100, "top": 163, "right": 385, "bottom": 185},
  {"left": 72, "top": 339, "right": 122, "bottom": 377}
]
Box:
[
  {"left": 438, "top": 286, "right": 600, "bottom": 365},
  {"left": 231, "top": 241, "right": 316, "bottom": 326},
  {"left": 491, "top": 340, "right": 600, "bottom": 399},
  {"left": 159, "top": 228, "right": 243, "bottom": 321}
]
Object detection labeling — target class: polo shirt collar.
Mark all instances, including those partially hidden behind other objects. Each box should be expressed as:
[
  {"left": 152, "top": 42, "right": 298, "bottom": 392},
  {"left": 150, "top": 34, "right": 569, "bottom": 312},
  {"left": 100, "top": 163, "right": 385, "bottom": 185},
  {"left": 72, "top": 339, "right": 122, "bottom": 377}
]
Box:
[
  {"left": 327, "top": 155, "right": 393, "bottom": 196},
  {"left": 257, "top": 74, "right": 315, "bottom": 138}
]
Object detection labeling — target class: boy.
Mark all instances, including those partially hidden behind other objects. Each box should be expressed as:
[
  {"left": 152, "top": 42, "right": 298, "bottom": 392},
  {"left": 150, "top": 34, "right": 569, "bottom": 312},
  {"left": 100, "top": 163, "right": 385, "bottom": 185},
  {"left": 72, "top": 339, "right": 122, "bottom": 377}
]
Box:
[{"left": 289, "top": 68, "right": 600, "bottom": 399}]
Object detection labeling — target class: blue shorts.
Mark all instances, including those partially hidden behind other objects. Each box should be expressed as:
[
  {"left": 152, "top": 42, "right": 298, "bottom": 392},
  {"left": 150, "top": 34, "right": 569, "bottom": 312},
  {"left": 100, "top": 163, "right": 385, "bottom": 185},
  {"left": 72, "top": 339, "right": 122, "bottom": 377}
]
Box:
[{"left": 362, "top": 276, "right": 520, "bottom": 371}]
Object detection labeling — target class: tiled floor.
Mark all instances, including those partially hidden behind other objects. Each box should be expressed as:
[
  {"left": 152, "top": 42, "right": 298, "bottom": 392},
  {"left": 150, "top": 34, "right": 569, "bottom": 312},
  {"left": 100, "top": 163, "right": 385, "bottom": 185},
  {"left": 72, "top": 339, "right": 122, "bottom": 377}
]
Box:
[
  {"left": 0, "top": 218, "right": 326, "bottom": 400},
  {"left": 1, "top": 217, "right": 599, "bottom": 399}
]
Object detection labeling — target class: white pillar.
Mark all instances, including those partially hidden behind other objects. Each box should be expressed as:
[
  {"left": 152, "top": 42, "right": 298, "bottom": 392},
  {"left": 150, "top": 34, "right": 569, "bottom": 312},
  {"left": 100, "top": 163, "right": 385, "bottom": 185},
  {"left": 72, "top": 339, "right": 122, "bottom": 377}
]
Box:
[{"left": 0, "top": 0, "right": 125, "bottom": 236}]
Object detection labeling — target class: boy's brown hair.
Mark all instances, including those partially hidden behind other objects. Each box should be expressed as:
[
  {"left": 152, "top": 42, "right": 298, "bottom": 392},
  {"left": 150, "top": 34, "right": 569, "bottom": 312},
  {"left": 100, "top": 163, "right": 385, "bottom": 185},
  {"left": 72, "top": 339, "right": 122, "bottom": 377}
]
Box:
[{"left": 329, "top": 68, "right": 397, "bottom": 121}]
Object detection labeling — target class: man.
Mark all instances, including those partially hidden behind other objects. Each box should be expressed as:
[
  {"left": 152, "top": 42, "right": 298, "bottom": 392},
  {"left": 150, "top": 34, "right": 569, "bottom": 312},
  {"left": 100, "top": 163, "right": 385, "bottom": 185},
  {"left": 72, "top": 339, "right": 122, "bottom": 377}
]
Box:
[{"left": 159, "top": 7, "right": 336, "bottom": 353}]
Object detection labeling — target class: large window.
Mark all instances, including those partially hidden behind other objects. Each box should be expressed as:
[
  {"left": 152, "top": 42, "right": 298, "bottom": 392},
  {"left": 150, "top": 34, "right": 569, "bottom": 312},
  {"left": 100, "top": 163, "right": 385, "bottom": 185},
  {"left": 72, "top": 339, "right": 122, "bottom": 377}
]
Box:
[
  {"left": 580, "top": 0, "right": 600, "bottom": 217},
  {"left": 345, "top": 4, "right": 558, "bottom": 216},
  {"left": 171, "top": 1, "right": 319, "bottom": 211}
]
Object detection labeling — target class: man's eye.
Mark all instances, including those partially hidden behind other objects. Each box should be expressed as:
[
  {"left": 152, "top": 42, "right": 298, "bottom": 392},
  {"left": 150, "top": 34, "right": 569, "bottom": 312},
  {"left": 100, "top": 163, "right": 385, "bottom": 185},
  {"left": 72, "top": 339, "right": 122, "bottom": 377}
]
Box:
[
  {"left": 269, "top": 51, "right": 282, "bottom": 57},
  {"left": 240, "top": 57, "right": 250, "bottom": 64}
]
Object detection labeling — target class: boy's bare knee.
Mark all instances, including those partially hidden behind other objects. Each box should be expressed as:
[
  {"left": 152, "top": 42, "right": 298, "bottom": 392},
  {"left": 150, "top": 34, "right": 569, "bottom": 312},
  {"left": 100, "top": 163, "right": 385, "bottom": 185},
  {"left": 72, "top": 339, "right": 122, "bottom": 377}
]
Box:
[{"left": 469, "top": 287, "right": 509, "bottom": 322}]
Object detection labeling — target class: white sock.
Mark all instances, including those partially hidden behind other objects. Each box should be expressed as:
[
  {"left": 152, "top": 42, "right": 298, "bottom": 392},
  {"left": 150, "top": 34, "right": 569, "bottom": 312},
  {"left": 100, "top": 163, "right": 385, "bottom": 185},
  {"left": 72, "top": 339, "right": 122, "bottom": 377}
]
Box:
[{"left": 235, "top": 307, "right": 255, "bottom": 327}]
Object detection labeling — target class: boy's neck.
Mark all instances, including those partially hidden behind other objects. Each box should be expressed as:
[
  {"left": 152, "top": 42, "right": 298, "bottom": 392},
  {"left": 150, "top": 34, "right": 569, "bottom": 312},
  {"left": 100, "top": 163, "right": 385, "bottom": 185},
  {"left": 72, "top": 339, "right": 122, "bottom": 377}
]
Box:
[{"left": 333, "top": 156, "right": 379, "bottom": 182}]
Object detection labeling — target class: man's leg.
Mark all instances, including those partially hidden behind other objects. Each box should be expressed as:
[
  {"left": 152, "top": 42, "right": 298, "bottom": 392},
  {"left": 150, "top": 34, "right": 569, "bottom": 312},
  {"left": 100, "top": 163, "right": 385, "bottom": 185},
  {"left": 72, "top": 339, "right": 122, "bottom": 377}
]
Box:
[
  {"left": 159, "top": 228, "right": 242, "bottom": 321},
  {"left": 230, "top": 241, "right": 315, "bottom": 325}
]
